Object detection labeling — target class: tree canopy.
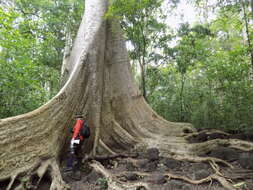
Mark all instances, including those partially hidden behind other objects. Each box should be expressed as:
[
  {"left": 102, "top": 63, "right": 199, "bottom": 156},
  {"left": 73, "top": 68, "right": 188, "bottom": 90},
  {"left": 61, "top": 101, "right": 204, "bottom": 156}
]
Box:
[
  {"left": 1, "top": 0, "right": 253, "bottom": 131},
  {"left": 0, "top": 0, "right": 84, "bottom": 117}
]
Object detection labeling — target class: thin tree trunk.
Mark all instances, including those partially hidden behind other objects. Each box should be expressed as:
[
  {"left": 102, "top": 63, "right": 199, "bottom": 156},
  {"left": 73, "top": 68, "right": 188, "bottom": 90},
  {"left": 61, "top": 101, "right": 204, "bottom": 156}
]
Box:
[
  {"left": 140, "top": 59, "right": 147, "bottom": 101},
  {"left": 180, "top": 73, "right": 185, "bottom": 121},
  {"left": 60, "top": 31, "right": 72, "bottom": 87},
  {"left": 140, "top": 15, "right": 147, "bottom": 101},
  {"left": 241, "top": 0, "right": 253, "bottom": 80},
  {"left": 138, "top": 52, "right": 147, "bottom": 101},
  {"left": 251, "top": 0, "right": 253, "bottom": 16}
]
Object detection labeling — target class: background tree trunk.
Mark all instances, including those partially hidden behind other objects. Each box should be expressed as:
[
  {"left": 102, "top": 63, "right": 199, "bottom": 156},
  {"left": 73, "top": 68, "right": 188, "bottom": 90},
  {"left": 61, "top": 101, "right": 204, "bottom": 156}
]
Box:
[
  {"left": 251, "top": 0, "right": 253, "bottom": 16},
  {"left": 60, "top": 31, "right": 72, "bottom": 87},
  {"left": 241, "top": 0, "right": 253, "bottom": 81}
]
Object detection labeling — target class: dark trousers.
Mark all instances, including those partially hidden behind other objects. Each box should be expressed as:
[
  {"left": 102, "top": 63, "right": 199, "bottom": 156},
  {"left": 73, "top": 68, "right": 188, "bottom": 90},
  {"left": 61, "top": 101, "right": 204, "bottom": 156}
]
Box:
[{"left": 67, "top": 141, "right": 83, "bottom": 171}]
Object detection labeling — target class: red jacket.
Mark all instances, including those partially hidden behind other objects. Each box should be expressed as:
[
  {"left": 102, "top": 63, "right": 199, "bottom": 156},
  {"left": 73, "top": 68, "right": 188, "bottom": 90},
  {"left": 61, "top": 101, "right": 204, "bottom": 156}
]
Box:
[{"left": 72, "top": 119, "right": 84, "bottom": 140}]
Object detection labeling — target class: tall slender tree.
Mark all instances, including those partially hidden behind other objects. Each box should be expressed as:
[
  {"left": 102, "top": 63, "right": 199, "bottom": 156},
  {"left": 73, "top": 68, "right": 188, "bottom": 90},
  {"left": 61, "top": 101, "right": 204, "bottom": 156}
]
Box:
[{"left": 241, "top": 0, "right": 253, "bottom": 80}]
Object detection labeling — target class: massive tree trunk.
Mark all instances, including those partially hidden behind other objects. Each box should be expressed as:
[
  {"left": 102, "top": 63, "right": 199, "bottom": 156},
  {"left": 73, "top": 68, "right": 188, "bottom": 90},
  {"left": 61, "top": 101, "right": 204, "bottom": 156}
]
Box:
[{"left": 1, "top": 0, "right": 253, "bottom": 189}]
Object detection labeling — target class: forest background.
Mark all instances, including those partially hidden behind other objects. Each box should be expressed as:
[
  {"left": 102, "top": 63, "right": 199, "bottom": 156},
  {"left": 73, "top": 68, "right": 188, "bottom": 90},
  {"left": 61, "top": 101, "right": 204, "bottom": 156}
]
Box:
[{"left": 1, "top": 0, "right": 253, "bottom": 132}]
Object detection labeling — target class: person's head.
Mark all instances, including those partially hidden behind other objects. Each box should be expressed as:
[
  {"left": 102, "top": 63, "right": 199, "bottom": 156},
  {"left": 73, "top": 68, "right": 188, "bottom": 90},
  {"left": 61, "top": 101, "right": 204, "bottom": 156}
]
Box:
[{"left": 75, "top": 113, "right": 84, "bottom": 120}]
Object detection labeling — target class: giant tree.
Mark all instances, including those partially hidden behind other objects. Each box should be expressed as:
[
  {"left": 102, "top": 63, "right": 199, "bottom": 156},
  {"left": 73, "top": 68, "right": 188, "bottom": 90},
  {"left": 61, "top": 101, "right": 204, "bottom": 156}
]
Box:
[{"left": 1, "top": 0, "right": 253, "bottom": 189}]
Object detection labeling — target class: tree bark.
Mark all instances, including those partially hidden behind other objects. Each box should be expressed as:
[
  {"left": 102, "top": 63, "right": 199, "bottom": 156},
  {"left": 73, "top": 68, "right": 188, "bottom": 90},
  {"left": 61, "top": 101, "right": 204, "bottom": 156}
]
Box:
[
  {"left": 179, "top": 73, "right": 186, "bottom": 121},
  {"left": 241, "top": 0, "right": 253, "bottom": 80},
  {"left": 251, "top": 0, "right": 253, "bottom": 17},
  {"left": 1, "top": 0, "right": 253, "bottom": 189},
  {"left": 60, "top": 30, "right": 72, "bottom": 87}
]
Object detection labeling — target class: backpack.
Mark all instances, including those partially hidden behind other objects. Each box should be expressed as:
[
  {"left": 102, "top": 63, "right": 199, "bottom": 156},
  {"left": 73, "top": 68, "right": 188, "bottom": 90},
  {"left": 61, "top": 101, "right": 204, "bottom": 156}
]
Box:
[{"left": 80, "top": 121, "right": 90, "bottom": 138}]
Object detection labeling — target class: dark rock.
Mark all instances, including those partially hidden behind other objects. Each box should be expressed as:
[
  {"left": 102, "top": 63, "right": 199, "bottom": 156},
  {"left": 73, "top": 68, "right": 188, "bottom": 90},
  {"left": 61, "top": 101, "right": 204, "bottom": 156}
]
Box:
[
  {"left": 144, "top": 161, "right": 158, "bottom": 172},
  {"left": 70, "top": 171, "right": 82, "bottom": 181},
  {"left": 190, "top": 131, "right": 229, "bottom": 143},
  {"left": 85, "top": 170, "right": 103, "bottom": 183},
  {"left": 157, "top": 162, "right": 168, "bottom": 172},
  {"left": 246, "top": 182, "right": 253, "bottom": 190},
  {"left": 196, "top": 132, "right": 208, "bottom": 142},
  {"left": 119, "top": 159, "right": 127, "bottom": 164},
  {"left": 159, "top": 183, "right": 173, "bottom": 190},
  {"left": 135, "top": 159, "right": 149, "bottom": 169},
  {"left": 182, "top": 184, "right": 191, "bottom": 190},
  {"left": 188, "top": 133, "right": 206, "bottom": 143},
  {"left": 166, "top": 180, "right": 184, "bottom": 189},
  {"left": 209, "top": 147, "right": 239, "bottom": 161},
  {"left": 161, "top": 158, "right": 181, "bottom": 169},
  {"left": 146, "top": 148, "right": 160, "bottom": 161},
  {"left": 194, "top": 169, "right": 211, "bottom": 180},
  {"left": 191, "top": 163, "right": 210, "bottom": 172},
  {"left": 230, "top": 134, "right": 245, "bottom": 140},
  {"left": 137, "top": 152, "right": 146, "bottom": 159},
  {"left": 245, "top": 133, "right": 253, "bottom": 141},
  {"left": 124, "top": 172, "right": 139, "bottom": 181},
  {"left": 238, "top": 153, "right": 253, "bottom": 169},
  {"left": 146, "top": 174, "right": 166, "bottom": 184},
  {"left": 36, "top": 181, "right": 51, "bottom": 190},
  {"left": 136, "top": 186, "right": 146, "bottom": 190},
  {"left": 183, "top": 128, "right": 193, "bottom": 134},
  {"left": 126, "top": 162, "right": 136, "bottom": 171},
  {"left": 181, "top": 161, "right": 191, "bottom": 168},
  {"left": 207, "top": 133, "right": 229, "bottom": 140}
]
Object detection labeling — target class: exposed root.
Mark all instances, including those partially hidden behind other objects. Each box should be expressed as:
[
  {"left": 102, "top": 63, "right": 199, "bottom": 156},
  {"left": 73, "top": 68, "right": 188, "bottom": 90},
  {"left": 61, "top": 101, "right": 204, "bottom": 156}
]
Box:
[
  {"left": 189, "top": 138, "right": 253, "bottom": 157},
  {"left": 115, "top": 169, "right": 237, "bottom": 190},
  {"left": 3, "top": 158, "right": 69, "bottom": 190},
  {"left": 99, "top": 139, "right": 117, "bottom": 155},
  {"left": 120, "top": 169, "right": 236, "bottom": 190},
  {"left": 169, "top": 152, "right": 246, "bottom": 189},
  {"left": 185, "top": 129, "right": 230, "bottom": 139},
  {"left": 185, "top": 129, "right": 253, "bottom": 158},
  {"left": 6, "top": 174, "right": 17, "bottom": 190},
  {"left": 212, "top": 175, "right": 236, "bottom": 190},
  {"left": 91, "top": 126, "right": 253, "bottom": 190},
  {"left": 173, "top": 155, "right": 233, "bottom": 168},
  {"left": 89, "top": 160, "right": 150, "bottom": 190},
  {"left": 84, "top": 153, "right": 138, "bottom": 162},
  {"left": 221, "top": 168, "right": 253, "bottom": 181},
  {"left": 228, "top": 139, "right": 253, "bottom": 151},
  {"left": 87, "top": 152, "right": 242, "bottom": 190},
  {"left": 165, "top": 172, "right": 236, "bottom": 190},
  {"left": 209, "top": 160, "right": 223, "bottom": 176},
  {"left": 49, "top": 159, "right": 69, "bottom": 190}
]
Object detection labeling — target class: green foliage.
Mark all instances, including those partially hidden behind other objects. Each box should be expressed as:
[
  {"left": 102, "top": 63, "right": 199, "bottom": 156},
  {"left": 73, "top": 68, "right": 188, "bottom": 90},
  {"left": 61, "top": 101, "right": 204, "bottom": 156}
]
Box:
[
  {"left": 146, "top": 1, "right": 253, "bottom": 132},
  {"left": 0, "top": 0, "right": 84, "bottom": 118},
  {"left": 1, "top": 0, "right": 253, "bottom": 133},
  {"left": 96, "top": 177, "right": 108, "bottom": 190}
]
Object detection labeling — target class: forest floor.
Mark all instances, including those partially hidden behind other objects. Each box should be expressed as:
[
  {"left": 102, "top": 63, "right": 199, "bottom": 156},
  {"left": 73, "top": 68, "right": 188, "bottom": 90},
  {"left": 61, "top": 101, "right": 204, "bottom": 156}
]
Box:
[{"left": 40, "top": 129, "right": 253, "bottom": 190}]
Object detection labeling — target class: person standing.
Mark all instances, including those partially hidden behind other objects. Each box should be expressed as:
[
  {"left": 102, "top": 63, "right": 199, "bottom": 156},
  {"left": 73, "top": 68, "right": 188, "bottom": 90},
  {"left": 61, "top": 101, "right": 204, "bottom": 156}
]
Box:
[{"left": 66, "top": 113, "right": 90, "bottom": 173}]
